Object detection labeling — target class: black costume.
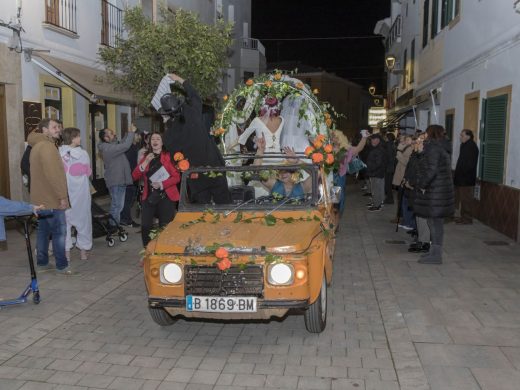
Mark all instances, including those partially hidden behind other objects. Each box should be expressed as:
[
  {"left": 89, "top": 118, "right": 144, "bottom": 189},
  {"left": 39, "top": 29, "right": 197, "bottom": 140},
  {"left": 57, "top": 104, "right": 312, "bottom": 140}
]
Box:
[{"left": 163, "top": 81, "right": 230, "bottom": 204}]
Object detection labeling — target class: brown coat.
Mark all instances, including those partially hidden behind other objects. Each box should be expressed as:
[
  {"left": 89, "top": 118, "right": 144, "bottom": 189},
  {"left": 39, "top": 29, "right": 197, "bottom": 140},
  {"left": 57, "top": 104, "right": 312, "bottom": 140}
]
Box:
[
  {"left": 392, "top": 143, "right": 413, "bottom": 186},
  {"left": 28, "top": 132, "right": 69, "bottom": 209}
]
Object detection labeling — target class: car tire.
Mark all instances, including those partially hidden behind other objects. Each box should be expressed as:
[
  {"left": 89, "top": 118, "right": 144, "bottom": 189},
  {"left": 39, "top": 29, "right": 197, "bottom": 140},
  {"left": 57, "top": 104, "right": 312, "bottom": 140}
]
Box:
[
  {"left": 304, "top": 274, "right": 327, "bottom": 333},
  {"left": 148, "top": 307, "right": 177, "bottom": 326}
]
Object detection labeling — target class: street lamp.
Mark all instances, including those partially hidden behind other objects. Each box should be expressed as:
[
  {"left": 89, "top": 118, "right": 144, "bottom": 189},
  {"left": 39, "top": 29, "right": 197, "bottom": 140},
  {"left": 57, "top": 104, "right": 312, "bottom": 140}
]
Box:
[{"left": 385, "top": 54, "right": 404, "bottom": 74}]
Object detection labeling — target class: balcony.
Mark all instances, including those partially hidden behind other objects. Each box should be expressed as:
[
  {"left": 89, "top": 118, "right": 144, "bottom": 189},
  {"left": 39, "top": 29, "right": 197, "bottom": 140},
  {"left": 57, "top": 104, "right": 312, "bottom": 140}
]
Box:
[
  {"left": 101, "top": 0, "right": 123, "bottom": 48},
  {"left": 44, "top": 0, "right": 78, "bottom": 35},
  {"left": 241, "top": 38, "right": 265, "bottom": 56},
  {"left": 385, "top": 15, "right": 401, "bottom": 51}
]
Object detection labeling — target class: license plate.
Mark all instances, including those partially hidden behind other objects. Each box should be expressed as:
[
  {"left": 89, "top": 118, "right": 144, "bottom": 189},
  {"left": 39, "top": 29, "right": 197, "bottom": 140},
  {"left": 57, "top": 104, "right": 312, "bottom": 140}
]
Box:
[{"left": 186, "top": 296, "right": 257, "bottom": 313}]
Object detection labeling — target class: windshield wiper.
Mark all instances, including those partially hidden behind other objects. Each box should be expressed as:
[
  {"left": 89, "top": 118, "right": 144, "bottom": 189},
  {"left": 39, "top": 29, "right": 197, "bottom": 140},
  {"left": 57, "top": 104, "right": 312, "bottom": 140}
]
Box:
[
  {"left": 266, "top": 196, "right": 294, "bottom": 216},
  {"left": 224, "top": 198, "right": 255, "bottom": 217}
]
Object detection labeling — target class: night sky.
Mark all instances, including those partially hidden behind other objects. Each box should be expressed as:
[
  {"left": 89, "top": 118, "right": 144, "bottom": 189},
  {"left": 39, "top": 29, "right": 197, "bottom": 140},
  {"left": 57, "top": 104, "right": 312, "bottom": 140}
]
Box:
[{"left": 251, "top": 0, "right": 390, "bottom": 94}]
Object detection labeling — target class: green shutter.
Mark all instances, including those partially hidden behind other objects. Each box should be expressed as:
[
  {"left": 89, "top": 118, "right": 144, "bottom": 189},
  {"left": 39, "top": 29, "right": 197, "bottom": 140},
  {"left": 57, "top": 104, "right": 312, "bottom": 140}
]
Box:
[
  {"left": 431, "top": 0, "right": 439, "bottom": 39},
  {"left": 423, "top": 0, "right": 429, "bottom": 48},
  {"left": 482, "top": 95, "right": 507, "bottom": 184}
]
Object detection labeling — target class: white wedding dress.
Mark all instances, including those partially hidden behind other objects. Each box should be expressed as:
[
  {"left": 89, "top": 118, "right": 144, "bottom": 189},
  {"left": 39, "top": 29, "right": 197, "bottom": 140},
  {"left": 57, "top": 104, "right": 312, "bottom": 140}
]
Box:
[{"left": 238, "top": 116, "right": 285, "bottom": 158}]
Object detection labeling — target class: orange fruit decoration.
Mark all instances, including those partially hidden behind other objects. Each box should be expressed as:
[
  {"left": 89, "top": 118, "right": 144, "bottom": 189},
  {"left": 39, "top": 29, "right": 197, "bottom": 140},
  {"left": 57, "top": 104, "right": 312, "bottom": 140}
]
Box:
[
  {"left": 324, "top": 144, "right": 333, "bottom": 153},
  {"left": 325, "top": 118, "right": 332, "bottom": 128},
  {"left": 215, "top": 247, "right": 229, "bottom": 259},
  {"left": 217, "top": 257, "right": 232, "bottom": 271},
  {"left": 246, "top": 79, "right": 254, "bottom": 86},
  {"left": 311, "top": 153, "right": 324, "bottom": 163},
  {"left": 173, "top": 152, "right": 184, "bottom": 161},
  {"left": 304, "top": 146, "right": 314, "bottom": 156},
  {"left": 313, "top": 140, "right": 323, "bottom": 149},
  {"left": 223, "top": 95, "right": 228, "bottom": 101},
  {"left": 325, "top": 153, "right": 334, "bottom": 165},
  {"left": 178, "top": 159, "right": 190, "bottom": 171},
  {"left": 313, "top": 88, "right": 319, "bottom": 95}
]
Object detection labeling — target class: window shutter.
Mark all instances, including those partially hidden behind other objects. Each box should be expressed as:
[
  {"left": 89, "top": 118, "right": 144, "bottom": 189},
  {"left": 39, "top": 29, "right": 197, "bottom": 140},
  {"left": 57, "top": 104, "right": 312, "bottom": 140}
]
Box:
[
  {"left": 482, "top": 95, "right": 507, "bottom": 184},
  {"left": 422, "top": 0, "right": 429, "bottom": 48},
  {"left": 431, "top": 0, "right": 439, "bottom": 39}
]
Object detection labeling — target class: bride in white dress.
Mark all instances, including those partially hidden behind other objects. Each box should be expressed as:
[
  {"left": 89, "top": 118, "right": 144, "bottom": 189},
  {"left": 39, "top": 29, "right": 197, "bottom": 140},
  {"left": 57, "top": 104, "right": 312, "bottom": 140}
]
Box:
[{"left": 238, "top": 96, "right": 284, "bottom": 162}]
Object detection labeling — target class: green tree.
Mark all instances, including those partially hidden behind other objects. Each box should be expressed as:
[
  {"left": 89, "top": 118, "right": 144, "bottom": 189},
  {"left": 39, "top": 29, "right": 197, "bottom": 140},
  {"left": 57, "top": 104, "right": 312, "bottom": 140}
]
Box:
[{"left": 99, "top": 6, "right": 232, "bottom": 110}]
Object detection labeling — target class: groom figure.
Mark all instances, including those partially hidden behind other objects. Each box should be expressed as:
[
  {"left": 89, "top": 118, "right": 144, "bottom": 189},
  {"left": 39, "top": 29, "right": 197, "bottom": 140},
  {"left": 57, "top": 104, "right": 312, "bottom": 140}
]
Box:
[{"left": 162, "top": 73, "right": 230, "bottom": 204}]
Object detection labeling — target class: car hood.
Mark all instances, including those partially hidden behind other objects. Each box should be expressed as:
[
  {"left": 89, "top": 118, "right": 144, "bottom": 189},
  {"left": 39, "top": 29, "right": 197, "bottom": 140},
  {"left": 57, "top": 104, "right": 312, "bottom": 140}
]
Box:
[{"left": 152, "top": 210, "right": 324, "bottom": 254}]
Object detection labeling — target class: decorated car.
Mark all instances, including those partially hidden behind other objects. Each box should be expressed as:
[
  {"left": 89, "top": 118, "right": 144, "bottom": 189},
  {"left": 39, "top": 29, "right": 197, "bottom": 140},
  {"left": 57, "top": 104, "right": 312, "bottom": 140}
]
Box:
[{"left": 143, "top": 71, "right": 343, "bottom": 333}]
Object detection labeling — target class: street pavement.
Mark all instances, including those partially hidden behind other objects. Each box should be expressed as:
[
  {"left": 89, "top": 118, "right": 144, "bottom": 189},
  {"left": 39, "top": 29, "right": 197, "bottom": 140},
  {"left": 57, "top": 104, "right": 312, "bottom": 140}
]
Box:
[{"left": 1, "top": 186, "right": 520, "bottom": 390}]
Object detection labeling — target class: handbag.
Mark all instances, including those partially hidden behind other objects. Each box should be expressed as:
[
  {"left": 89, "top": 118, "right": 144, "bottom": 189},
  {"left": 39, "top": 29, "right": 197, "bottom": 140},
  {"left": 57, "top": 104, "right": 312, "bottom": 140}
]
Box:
[
  {"left": 347, "top": 156, "right": 367, "bottom": 174},
  {"left": 147, "top": 189, "right": 166, "bottom": 205}
]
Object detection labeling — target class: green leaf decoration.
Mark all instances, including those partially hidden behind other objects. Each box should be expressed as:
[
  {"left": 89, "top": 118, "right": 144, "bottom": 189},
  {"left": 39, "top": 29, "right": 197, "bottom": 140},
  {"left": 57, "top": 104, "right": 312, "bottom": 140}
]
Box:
[
  {"left": 233, "top": 212, "right": 243, "bottom": 223},
  {"left": 264, "top": 215, "right": 277, "bottom": 226},
  {"left": 282, "top": 217, "right": 295, "bottom": 223},
  {"left": 313, "top": 215, "right": 321, "bottom": 221},
  {"left": 264, "top": 253, "right": 282, "bottom": 264}
]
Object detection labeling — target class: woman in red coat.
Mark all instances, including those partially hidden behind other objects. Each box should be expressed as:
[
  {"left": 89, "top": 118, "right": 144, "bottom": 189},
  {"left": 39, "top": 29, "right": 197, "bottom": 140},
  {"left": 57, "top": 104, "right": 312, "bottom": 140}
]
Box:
[{"left": 132, "top": 132, "right": 180, "bottom": 248}]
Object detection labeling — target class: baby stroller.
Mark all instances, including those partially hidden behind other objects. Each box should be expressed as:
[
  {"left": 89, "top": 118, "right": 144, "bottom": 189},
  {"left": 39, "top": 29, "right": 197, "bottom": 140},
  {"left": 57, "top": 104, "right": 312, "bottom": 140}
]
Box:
[{"left": 91, "top": 200, "right": 128, "bottom": 247}]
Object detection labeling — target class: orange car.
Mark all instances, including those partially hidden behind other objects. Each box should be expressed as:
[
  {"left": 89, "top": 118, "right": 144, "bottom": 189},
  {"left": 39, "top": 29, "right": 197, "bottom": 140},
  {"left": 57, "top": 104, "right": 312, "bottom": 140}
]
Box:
[{"left": 144, "top": 162, "right": 338, "bottom": 333}]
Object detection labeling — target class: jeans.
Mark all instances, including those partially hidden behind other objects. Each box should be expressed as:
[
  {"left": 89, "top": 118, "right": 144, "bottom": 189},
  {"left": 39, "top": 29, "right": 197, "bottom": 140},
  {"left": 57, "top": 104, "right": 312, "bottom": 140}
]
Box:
[
  {"left": 427, "top": 217, "right": 444, "bottom": 246},
  {"left": 333, "top": 173, "right": 347, "bottom": 215},
  {"left": 36, "top": 209, "right": 68, "bottom": 270},
  {"left": 369, "top": 177, "right": 385, "bottom": 207},
  {"left": 120, "top": 184, "right": 137, "bottom": 224},
  {"left": 401, "top": 194, "right": 416, "bottom": 228},
  {"left": 108, "top": 185, "right": 127, "bottom": 226}
]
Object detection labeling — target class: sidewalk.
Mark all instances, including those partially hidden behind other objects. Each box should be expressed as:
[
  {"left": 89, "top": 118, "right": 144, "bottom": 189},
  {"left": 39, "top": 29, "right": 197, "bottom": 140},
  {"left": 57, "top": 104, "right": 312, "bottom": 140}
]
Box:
[
  {"left": 0, "top": 187, "right": 519, "bottom": 390},
  {"left": 350, "top": 184, "right": 520, "bottom": 390}
]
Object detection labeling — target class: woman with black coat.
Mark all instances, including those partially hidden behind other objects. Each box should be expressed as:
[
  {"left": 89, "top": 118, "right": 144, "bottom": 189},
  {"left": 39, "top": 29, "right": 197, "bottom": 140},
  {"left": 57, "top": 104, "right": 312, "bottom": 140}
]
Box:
[{"left": 413, "top": 125, "right": 455, "bottom": 264}]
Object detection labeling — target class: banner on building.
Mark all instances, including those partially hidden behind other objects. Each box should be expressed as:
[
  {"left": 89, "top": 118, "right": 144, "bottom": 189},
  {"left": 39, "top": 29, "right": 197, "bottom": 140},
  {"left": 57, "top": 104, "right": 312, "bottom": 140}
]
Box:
[{"left": 368, "top": 107, "right": 387, "bottom": 127}]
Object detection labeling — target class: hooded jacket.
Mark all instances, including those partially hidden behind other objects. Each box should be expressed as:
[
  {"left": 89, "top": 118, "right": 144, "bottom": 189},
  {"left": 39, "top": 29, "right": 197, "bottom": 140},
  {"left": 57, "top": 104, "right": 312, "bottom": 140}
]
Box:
[
  {"left": 28, "top": 132, "right": 69, "bottom": 209},
  {"left": 413, "top": 139, "right": 455, "bottom": 218}
]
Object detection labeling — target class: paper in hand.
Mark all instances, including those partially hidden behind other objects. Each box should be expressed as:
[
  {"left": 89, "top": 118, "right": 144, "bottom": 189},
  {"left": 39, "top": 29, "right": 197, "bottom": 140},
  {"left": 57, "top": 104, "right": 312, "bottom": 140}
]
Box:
[
  {"left": 149, "top": 166, "right": 170, "bottom": 183},
  {"left": 151, "top": 75, "right": 174, "bottom": 111}
]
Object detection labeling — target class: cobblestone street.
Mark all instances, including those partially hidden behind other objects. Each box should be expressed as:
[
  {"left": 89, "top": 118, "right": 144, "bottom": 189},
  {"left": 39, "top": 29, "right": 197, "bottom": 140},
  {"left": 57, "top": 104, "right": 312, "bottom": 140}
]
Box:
[{"left": 1, "top": 186, "right": 520, "bottom": 390}]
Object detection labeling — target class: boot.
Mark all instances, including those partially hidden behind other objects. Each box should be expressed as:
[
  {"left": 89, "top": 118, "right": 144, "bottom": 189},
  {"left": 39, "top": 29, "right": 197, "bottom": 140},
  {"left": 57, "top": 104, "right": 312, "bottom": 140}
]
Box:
[{"left": 418, "top": 244, "right": 442, "bottom": 264}]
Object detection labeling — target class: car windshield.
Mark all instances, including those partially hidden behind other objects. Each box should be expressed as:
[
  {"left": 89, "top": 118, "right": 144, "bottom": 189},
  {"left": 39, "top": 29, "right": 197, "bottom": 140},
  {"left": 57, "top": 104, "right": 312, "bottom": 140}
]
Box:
[{"left": 178, "top": 161, "right": 320, "bottom": 212}]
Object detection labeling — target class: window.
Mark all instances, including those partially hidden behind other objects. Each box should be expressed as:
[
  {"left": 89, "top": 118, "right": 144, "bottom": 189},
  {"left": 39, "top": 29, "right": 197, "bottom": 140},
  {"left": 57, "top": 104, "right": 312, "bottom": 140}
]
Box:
[
  {"left": 410, "top": 39, "right": 415, "bottom": 83},
  {"left": 431, "top": 0, "right": 439, "bottom": 39},
  {"left": 445, "top": 110, "right": 454, "bottom": 141},
  {"left": 101, "top": 0, "right": 123, "bottom": 48},
  {"left": 402, "top": 49, "right": 408, "bottom": 89},
  {"left": 480, "top": 95, "right": 508, "bottom": 184},
  {"left": 441, "top": 0, "right": 460, "bottom": 27},
  {"left": 45, "top": 0, "right": 77, "bottom": 33},
  {"left": 422, "top": 0, "right": 429, "bottom": 48},
  {"left": 44, "top": 85, "right": 62, "bottom": 120}
]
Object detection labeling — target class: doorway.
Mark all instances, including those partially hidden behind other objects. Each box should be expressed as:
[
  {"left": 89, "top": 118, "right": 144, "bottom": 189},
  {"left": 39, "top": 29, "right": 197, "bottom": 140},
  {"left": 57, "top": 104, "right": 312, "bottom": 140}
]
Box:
[
  {"left": 0, "top": 84, "right": 10, "bottom": 197},
  {"left": 89, "top": 103, "right": 107, "bottom": 193},
  {"left": 464, "top": 91, "right": 480, "bottom": 140}
]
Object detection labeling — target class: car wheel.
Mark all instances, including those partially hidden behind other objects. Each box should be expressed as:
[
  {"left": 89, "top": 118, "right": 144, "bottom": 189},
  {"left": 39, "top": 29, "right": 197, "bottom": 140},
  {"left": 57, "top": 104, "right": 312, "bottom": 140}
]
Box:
[
  {"left": 148, "top": 307, "right": 177, "bottom": 326},
  {"left": 304, "top": 274, "right": 327, "bottom": 333}
]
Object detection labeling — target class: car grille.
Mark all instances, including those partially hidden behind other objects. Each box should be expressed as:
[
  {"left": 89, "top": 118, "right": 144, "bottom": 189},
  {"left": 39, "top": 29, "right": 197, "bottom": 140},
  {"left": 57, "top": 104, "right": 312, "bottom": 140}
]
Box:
[{"left": 184, "top": 265, "right": 264, "bottom": 297}]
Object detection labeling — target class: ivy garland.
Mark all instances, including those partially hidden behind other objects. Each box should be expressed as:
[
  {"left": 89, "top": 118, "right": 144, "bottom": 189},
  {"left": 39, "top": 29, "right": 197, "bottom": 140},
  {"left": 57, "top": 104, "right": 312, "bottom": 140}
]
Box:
[{"left": 211, "top": 70, "right": 343, "bottom": 146}]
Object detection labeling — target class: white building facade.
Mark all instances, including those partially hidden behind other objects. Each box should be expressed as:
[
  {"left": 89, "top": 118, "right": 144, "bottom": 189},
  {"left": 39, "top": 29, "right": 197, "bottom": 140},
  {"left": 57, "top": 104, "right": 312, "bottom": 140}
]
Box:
[
  {"left": 0, "top": 0, "right": 264, "bottom": 199},
  {"left": 376, "top": 0, "right": 520, "bottom": 241}
]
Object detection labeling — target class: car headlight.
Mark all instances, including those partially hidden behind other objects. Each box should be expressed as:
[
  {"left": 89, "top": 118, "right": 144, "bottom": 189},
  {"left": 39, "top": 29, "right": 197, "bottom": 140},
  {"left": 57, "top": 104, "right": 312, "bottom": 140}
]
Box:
[
  {"left": 161, "top": 263, "right": 183, "bottom": 284},
  {"left": 268, "top": 263, "right": 294, "bottom": 286}
]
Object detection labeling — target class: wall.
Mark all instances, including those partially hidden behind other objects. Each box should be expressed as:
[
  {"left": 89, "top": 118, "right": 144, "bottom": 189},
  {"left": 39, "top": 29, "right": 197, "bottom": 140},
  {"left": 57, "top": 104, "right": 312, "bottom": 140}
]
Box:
[{"left": 0, "top": 44, "right": 23, "bottom": 200}]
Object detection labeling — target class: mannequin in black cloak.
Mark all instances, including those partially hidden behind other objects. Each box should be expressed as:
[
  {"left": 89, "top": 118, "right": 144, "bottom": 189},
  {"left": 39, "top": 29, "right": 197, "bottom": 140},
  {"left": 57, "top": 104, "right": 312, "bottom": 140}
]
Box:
[{"left": 161, "top": 73, "right": 230, "bottom": 204}]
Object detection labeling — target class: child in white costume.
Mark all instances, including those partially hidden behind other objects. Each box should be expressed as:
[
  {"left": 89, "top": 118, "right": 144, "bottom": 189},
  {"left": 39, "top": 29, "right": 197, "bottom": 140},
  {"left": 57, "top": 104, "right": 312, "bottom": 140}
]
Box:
[{"left": 59, "top": 127, "right": 92, "bottom": 260}]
